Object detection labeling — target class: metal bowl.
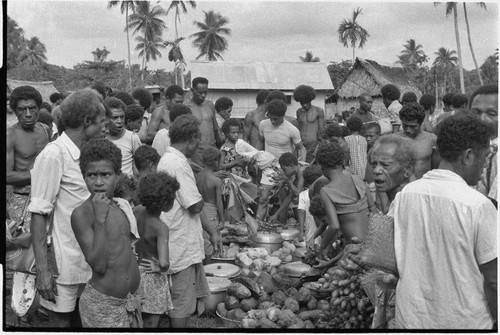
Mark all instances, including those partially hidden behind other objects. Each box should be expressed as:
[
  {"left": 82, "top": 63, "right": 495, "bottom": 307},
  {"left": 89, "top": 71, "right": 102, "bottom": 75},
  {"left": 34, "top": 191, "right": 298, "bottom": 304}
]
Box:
[
  {"left": 278, "top": 228, "right": 300, "bottom": 241},
  {"left": 216, "top": 310, "right": 241, "bottom": 328},
  {"left": 250, "top": 231, "right": 283, "bottom": 253}
]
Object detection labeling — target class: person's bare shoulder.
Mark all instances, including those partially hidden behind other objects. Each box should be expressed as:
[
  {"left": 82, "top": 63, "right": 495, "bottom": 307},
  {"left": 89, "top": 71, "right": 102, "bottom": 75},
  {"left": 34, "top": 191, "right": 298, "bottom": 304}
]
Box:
[
  {"left": 72, "top": 197, "right": 93, "bottom": 226},
  {"left": 207, "top": 172, "right": 222, "bottom": 188}
]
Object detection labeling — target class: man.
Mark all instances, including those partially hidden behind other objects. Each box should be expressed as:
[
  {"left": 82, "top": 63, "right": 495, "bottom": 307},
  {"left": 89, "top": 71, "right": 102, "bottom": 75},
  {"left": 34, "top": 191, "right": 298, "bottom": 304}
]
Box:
[
  {"left": 243, "top": 90, "right": 270, "bottom": 150},
  {"left": 29, "top": 89, "right": 107, "bottom": 327},
  {"left": 293, "top": 85, "right": 325, "bottom": 163},
  {"left": 214, "top": 96, "right": 233, "bottom": 147},
  {"left": 147, "top": 84, "right": 185, "bottom": 143},
  {"left": 50, "top": 92, "right": 64, "bottom": 108},
  {"left": 349, "top": 93, "right": 376, "bottom": 125},
  {"left": 398, "top": 102, "right": 437, "bottom": 179},
  {"left": 435, "top": 92, "right": 456, "bottom": 126},
  {"left": 381, "top": 84, "right": 402, "bottom": 132},
  {"left": 391, "top": 114, "right": 497, "bottom": 329},
  {"left": 131, "top": 88, "right": 153, "bottom": 144},
  {"left": 156, "top": 114, "right": 222, "bottom": 328},
  {"left": 450, "top": 93, "right": 469, "bottom": 116},
  {"left": 400, "top": 91, "right": 417, "bottom": 106},
  {"left": 265, "top": 90, "right": 300, "bottom": 129},
  {"left": 470, "top": 84, "right": 498, "bottom": 206},
  {"left": 363, "top": 122, "right": 382, "bottom": 201},
  {"left": 7, "top": 86, "right": 50, "bottom": 225},
  {"left": 184, "top": 77, "right": 217, "bottom": 166},
  {"left": 345, "top": 117, "right": 367, "bottom": 179},
  {"left": 419, "top": 93, "right": 442, "bottom": 133}
]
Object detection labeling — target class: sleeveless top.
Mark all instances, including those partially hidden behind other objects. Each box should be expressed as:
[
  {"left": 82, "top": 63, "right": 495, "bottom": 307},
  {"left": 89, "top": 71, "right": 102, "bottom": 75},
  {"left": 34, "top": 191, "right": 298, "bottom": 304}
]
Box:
[{"left": 321, "top": 171, "right": 368, "bottom": 215}]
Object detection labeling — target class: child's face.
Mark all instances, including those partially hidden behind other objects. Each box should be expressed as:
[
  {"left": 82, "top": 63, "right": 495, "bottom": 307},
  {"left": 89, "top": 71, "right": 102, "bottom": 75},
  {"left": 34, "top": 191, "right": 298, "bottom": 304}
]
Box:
[
  {"left": 219, "top": 106, "right": 232, "bottom": 120},
  {"left": 282, "top": 165, "right": 295, "bottom": 177},
  {"left": 126, "top": 118, "right": 142, "bottom": 133},
  {"left": 83, "top": 160, "right": 118, "bottom": 200},
  {"left": 108, "top": 108, "right": 125, "bottom": 136},
  {"left": 227, "top": 125, "right": 240, "bottom": 143}
]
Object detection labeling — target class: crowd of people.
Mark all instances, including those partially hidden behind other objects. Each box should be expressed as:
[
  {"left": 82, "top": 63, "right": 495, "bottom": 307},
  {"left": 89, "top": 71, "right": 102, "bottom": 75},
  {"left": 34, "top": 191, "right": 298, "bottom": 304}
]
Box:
[{"left": 6, "top": 77, "right": 497, "bottom": 329}]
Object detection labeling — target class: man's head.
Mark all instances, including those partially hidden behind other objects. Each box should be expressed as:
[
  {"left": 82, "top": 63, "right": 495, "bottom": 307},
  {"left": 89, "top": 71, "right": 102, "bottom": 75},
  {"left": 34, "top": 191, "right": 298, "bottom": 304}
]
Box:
[
  {"left": 293, "top": 85, "right": 316, "bottom": 111},
  {"left": 202, "top": 147, "right": 221, "bottom": 171},
  {"left": 10, "top": 86, "right": 43, "bottom": 130},
  {"left": 278, "top": 152, "right": 299, "bottom": 177},
  {"left": 419, "top": 94, "right": 436, "bottom": 113},
  {"left": 437, "top": 114, "right": 491, "bottom": 186},
  {"left": 265, "top": 99, "right": 287, "bottom": 126},
  {"left": 264, "top": 91, "right": 287, "bottom": 105},
  {"left": 370, "top": 134, "right": 415, "bottom": 194},
  {"left": 341, "top": 110, "right": 351, "bottom": 121},
  {"left": 49, "top": 92, "right": 64, "bottom": 106},
  {"left": 363, "top": 122, "right": 381, "bottom": 149},
  {"left": 401, "top": 92, "right": 417, "bottom": 106},
  {"left": 104, "top": 97, "right": 127, "bottom": 137},
  {"left": 452, "top": 93, "right": 469, "bottom": 110},
  {"left": 302, "top": 164, "right": 323, "bottom": 188},
  {"left": 191, "top": 77, "right": 209, "bottom": 105},
  {"left": 131, "top": 88, "right": 153, "bottom": 111},
  {"left": 380, "top": 84, "right": 401, "bottom": 108},
  {"left": 309, "top": 194, "right": 326, "bottom": 219},
  {"left": 165, "top": 84, "right": 185, "bottom": 110},
  {"left": 133, "top": 145, "right": 161, "bottom": 175},
  {"left": 80, "top": 138, "right": 122, "bottom": 199},
  {"left": 358, "top": 93, "right": 373, "bottom": 113},
  {"left": 221, "top": 118, "right": 241, "bottom": 143},
  {"left": 112, "top": 91, "right": 136, "bottom": 106},
  {"left": 443, "top": 92, "right": 455, "bottom": 112},
  {"left": 399, "top": 102, "right": 425, "bottom": 138},
  {"left": 169, "top": 114, "right": 201, "bottom": 158},
  {"left": 346, "top": 117, "right": 363, "bottom": 133},
  {"left": 125, "top": 104, "right": 145, "bottom": 132},
  {"left": 40, "top": 102, "right": 52, "bottom": 114},
  {"left": 469, "top": 84, "right": 498, "bottom": 139},
  {"left": 169, "top": 104, "right": 192, "bottom": 123},
  {"left": 138, "top": 172, "right": 180, "bottom": 213},
  {"left": 215, "top": 97, "right": 233, "bottom": 120},
  {"left": 316, "top": 141, "right": 345, "bottom": 173},
  {"left": 60, "top": 89, "right": 107, "bottom": 140},
  {"left": 256, "top": 90, "right": 271, "bottom": 106},
  {"left": 114, "top": 174, "right": 137, "bottom": 206},
  {"left": 324, "top": 123, "right": 344, "bottom": 141}
]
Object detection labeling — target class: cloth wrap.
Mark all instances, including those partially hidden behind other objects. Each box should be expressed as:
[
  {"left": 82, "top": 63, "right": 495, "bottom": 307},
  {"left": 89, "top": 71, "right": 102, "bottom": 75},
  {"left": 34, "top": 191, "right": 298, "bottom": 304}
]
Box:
[{"left": 137, "top": 268, "right": 173, "bottom": 314}]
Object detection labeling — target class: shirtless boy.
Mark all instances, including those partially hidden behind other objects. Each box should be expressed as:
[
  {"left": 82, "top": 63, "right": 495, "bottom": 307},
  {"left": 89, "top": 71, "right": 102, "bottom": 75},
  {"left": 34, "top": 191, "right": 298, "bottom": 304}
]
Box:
[
  {"left": 398, "top": 102, "right": 437, "bottom": 179},
  {"left": 132, "top": 145, "right": 161, "bottom": 206},
  {"left": 72, "top": 138, "right": 140, "bottom": 328},
  {"left": 243, "top": 90, "right": 270, "bottom": 150},
  {"left": 147, "top": 85, "right": 185, "bottom": 143},
  {"left": 293, "top": 85, "right": 325, "bottom": 163},
  {"left": 134, "top": 172, "right": 180, "bottom": 328},
  {"left": 195, "top": 147, "right": 225, "bottom": 263}
]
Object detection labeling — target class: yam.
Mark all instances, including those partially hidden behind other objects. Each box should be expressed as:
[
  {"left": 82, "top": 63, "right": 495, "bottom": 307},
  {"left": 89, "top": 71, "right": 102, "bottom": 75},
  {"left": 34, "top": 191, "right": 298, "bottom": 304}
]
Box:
[
  {"left": 298, "top": 309, "right": 324, "bottom": 321},
  {"left": 217, "top": 302, "right": 228, "bottom": 317},
  {"left": 259, "top": 318, "right": 280, "bottom": 329},
  {"left": 287, "top": 318, "right": 306, "bottom": 329},
  {"left": 265, "top": 256, "right": 282, "bottom": 268},
  {"left": 259, "top": 301, "right": 274, "bottom": 310},
  {"left": 277, "top": 308, "right": 296, "bottom": 327},
  {"left": 266, "top": 306, "right": 282, "bottom": 322},
  {"left": 271, "top": 290, "right": 288, "bottom": 307},
  {"left": 241, "top": 318, "right": 258, "bottom": 329},
  {"left": 286, "top": 287, "right": 299, "bottom": 299},
  {"left": 306, "top": 296, "right": 317, "bottom": 310},
  {"left": 236, "top": 253, "right": 254, "bottom": 268},
  {"left": 226, "top": 309, "right": 237, "bottom": 321},
  {"left": 227, "top": 282, "right": 252, "bottom": 299},
  {"left": 234, "top": 308, "right": 247, "bottom": 321},
  {"left": 282, "top": 241, "right": 296, "bottom": 252},
  {"left": 224, "top": 295, "right": 240, "bottom": 310},
  {"left": 317, "top": 299, "right": 330, "bottom": 312},
  {"left": 297, "top": 287, "right": 312, "bottom": 304},
  {"left": 240, "top": 297, "right": 259, "bottom": 312},
  {"left": 304, "top": 320, "right": 315, "bottom": 329},
  {"left": 283, "top": 297, "right": 300, "bottom": 313}
]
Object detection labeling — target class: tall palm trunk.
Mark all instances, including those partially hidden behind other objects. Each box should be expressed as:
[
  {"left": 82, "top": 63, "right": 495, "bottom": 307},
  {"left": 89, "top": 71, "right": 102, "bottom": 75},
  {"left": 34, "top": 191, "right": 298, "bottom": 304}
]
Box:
[
  {"left": 352, "top": 47, "right": 355, "bottom": 63},
  {"left": 453, "top": 5, "right": 465, "bottom": 93},
  {"left": 126, "top": 6, "right": 132, "bottom": 90},
  {"left": 435, "top": 73, "right": 439, "bottom": 107},
  {"left": 141, "top": 19, "right": 148, "bottom": 83},
  {"left": 463, "top": 3, "right": 483, "bottom": 85}
]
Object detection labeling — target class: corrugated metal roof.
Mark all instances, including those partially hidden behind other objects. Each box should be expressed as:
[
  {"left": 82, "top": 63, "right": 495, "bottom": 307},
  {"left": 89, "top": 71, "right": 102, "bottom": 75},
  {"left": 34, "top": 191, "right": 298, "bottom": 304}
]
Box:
[
  {"left": 190, "top": 61, "right": 333, "bottom": 90},
  {"left": 7, "top": 79, "right": 59, "bottom": 103}
]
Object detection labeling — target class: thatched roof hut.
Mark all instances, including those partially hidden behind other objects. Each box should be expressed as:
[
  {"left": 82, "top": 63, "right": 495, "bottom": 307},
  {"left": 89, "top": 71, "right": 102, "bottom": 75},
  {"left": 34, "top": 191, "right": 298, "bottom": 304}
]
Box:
[{"left": 7, "top": 79, "right": 59, "bottom": 104}]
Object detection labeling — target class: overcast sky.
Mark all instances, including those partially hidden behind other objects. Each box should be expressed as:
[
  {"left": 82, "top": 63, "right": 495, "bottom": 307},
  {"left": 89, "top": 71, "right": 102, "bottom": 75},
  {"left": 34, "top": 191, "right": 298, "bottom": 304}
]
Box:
[{"left": 7, "top": 0, "right": 499, "bottom": 74}]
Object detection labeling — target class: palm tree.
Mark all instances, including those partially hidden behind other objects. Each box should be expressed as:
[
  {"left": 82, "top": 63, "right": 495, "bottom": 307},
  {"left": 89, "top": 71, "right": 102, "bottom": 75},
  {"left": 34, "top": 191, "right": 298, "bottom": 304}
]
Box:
[
  {"left": 433, "top": 47, "right": 458, "bottom": 97},
  {"left": 397, "top": 39, "right": 428, "bottom": 68},
  {"left": 18, "top": 37, "right": 47, "bottom": 66},
  {"left": 7, "top": 16, "right": 26, "bottom": 69},
  {"left": 190, "top": 10, "right": 231, "bottom": 61},
  {"left": 480, "top": 50, "right": 498, "bottom": 84},
  {"left": 463, "top": 2, "right": 486, "bottom": 85},
  {"left": 92, "top": 47, "right": 110, "bottom": 63},
  {"left": 166, "top": 1, "right": 196, "bottom": 40},
  {"left": 108, "top": 1, "right": 139, "bottom": 90},
  {"left": 337, "top": 7, "right": 369, "bottom": 62},
  {"left": 300, "top": 51, "right": 320, "bottom": 62},
  {"left": 434, "top": 2, "right": 465, "bottom": 93},
  {"left": 135, "top": 35, "right": 165, "bottom": 71},
  {"left": 164, "top": 37, "right": 186, "bottom": 86}
]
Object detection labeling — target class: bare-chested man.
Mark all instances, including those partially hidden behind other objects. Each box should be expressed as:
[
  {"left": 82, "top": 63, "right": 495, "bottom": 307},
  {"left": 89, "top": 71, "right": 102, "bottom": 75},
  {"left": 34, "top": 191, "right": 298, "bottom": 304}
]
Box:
[
  {"left": 293, "top": 85, "right": 325, "bottom": 163},
  {"left": 184, "top": 77, "right": 217, "bottom": 166},
  {"left": 147, "top": 84, "right": 185, "bottom": 143},
  {"left": 349, "top": 93, "right": 377, "bottom": 125},
  {"left": 243, "top": 90, "right": 270, "bottom": 150},
  {"left": 398, "top": 102, "right": 437, "bottom": 180},
  {"left": 7, "top": 86, "right": 50, "bottom": 224}
]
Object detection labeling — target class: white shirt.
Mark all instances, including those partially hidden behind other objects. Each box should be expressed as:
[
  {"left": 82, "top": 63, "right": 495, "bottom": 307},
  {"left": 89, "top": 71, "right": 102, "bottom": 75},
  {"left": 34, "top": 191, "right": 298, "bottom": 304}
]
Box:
[
  {"left": 109, "top": 129, "right": 142, "bottom": 177},
  {"left": 391, "top": 169, "right": 497, "bottom": 329},
  {"left": 259, "top": 119, "right": 301, "bottom": 159},
  {"left": 387, "top": 100, "right": 402, "bottom": 125},
  {"left": 298, "top": 190, "right": 317, "bottom": 243},
  {"left": 28, "top": 132, "right": 92, "bottom": 285},
  {"left": 152, "top": 128, "right": 170, "bottom": 157},
  {"left": 157, "top": 146, "right": 205, "bottom": 273}
]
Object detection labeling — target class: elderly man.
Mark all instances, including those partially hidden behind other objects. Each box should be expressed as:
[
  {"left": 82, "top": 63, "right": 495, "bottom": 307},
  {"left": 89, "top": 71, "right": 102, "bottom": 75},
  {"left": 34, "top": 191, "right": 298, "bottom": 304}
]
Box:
[
  {"left": 29, "top": 89, "right": 107, "bottom": 327},
  {"left": 391, "top": 114, "right": 497, "bottom": 329},
  {"left": 156, "top": 114, "right": 222, "bottom": 328},
  {"left": 147, "top": 84, "right": 185, "bottom": 143},
  {"left": 7, "top": 86, "right": 51, "bottom": 225}
]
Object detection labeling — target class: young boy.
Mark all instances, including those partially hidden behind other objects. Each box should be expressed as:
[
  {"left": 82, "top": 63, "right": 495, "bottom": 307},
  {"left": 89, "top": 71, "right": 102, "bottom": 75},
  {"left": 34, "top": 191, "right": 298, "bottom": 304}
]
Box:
[
  {"left": 195, "top": 147, "right": 226, "bottom": 263},
  {"left": 125, "top": 104, "right": 145, "bottom": 133},
  {"left": 132, "top": 145, "right": 161, "bottom": 206},
  {"left": 72, "top": 138, "right": 141, "bottom": 328},
  {"left": 114, "top": 174, "right": 137, "bottom": 207},
  {"left": 134, "top": 172, "right": 180, "bottom": 328},
  {"left": 344, "top": 117, "right": 367, "bottom": 179},
  {"left": 297, "top": 165, "right": 323, "bottom": 243},
  {"left": 105, "top": 97, "right": 142, "bottom": 177},
  {"left": 214, "top": 97, "right": 233, "bottom": 147}
]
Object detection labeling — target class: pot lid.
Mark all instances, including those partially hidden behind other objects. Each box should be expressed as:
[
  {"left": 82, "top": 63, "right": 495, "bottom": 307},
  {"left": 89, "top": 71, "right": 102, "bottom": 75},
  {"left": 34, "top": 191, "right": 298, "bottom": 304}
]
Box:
[
  {"left": 204, "top": 263, "right": 241, "bottom": 278},
  {"left": 292, "top": 247, "right": 307, "bottom": 258},
  {"left": 207, "top": 276, "right": 232, "bottom": 293},
  {"left": 283, "top": 261, "right": 312, "bottom": 277},
  {"left": 279, "top": 228, "right": 300, "bottom": 240},
  {"left": 251, "top": 231, "right": 284, "bottom": 244}
]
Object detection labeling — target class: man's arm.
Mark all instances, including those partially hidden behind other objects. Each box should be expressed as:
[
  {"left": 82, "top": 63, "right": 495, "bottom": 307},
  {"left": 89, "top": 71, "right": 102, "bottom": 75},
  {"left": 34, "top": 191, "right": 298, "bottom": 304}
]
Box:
[
  {"left": 214, "top": 178, "right": 225, "bottom": 225},
  {"left": 6, "top": 128, "right": 31, "bottom": 186},
  {"left": 188, "top": 199, "right": 205, "bottom": 215},
  {"left": 243, "top": 112, "right": 254, "bottom": 143},
  {"left": 319, "top": 189, "right": 340, "bottom": 256},
  {"left": 156, "top": 223, "right": 170, "bottom": 271},
  {"left": 317, "top": 108, "right": 326, "bottom": 140},
  {"left": 295, "top": 142, "right": 307, "bottom": 162},
  {"left": 480, "top": 258, "right": 497, "bottom": 324},
  {"left": 200, "top": 209, "right": 222, "bottom": 253},
  {"left": 32, "top": 213, "right": 57, "bottom": 302},
  {"left": 146, "top": 107, "right": 163, "bottom": 143},
  {"left": 269, "top": 192, "right": 293, "bottom": 222}
]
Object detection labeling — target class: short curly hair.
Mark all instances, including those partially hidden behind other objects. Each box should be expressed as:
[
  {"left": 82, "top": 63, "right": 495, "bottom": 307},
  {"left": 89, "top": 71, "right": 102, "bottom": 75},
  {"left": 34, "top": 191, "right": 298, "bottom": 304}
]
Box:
[
  {"left": 452, "top": 93, "right": 469, "bottom": 109},
  {"left": 10, "top": 86, "right": 43, "bottom": 111},
  {"left": 104, "top": 97, "right": 126, "bottom": 113},
  {"left": 112, "top": 91, "right": 136, "bottom": 106},
  {"left": 165, "top": 84, "right": 185, "bottom": 99},
  {"left": 346, "top": 117, "right": 363, "bottom": 132},
  {"left": 316, "top": 141, "right": 344, "bottom": 169},
  {"left": 192, "top": 77, "right": 209, "bottom": 89},
  {"left": 169, "top": 114, "right": 200, "bottom": 144},
  {"left": 443, "top": 92, "right": 455, "bottom": 107},
  {"left": 202, "top": 147, "right": 221, "bottom": 165},
  {"left": 324, "top": 123, "right": 344, "bottom": 139},
  {"left": 381, "top": 84, "right": 401, "bottom": 101},
  {"left": 265, "top": 91, "right": 287, "bottom": 104},
  {"left": 399, "top": 102, "right": 425, "bottom": 124},
  {"left": 419, "top": 94, "right": 435, "bottom": 110},
  {"left": 265, "top": 99, "right": 287, "bottom": 117},
  {"left": 221, "top": 118, "right": 241, "bottom": 136},
  {"left": 215, "top": 97, "right": 233, "bottom": 113},
  {"left": 133, "top": 145, "right": 160, "bottom": 171},
  {"left": 401, "top": 92, "right": 417, "bottom": 105},
  {"left": 132, "top": 88, "right": 153, "bottom": 110},
  {"left": 309, "top": 194, "right": 326, "bottom": 217},
  {"left": 125, "top": 104, "right": 145, "bottom": 122},
  {"left": 138, "top": 172, "right": 180, "bottom": 213},
  {"left": 80, "top": 138, "right": 122, "bottom": 175},
  {"left": 49, "top": 92, "right": 64, "bottom": 104},
  {"left": 114, "top": 173, "right": 136, "bottom": 198},
  {"left": 469, "top": 85, "right": 498, "bottom": 109},
  {"left": 303, "top": 165, "right": 323, "bottom": 188},
  {"left": 60, "top": 89, "right": 105, "bottom": 129},
  {"left": 370, "top": 134, "right": 415, "bottom": 170},
  {"left": 256, "top": 90, "right": 270, "bottom": 105},
  {"left": 437, "top": 113, "right": 490, "bottom": 163},
  {"left": 293, "top": 85, "right": 316, "bottom": 104},
  {"left": 169, "top": 104, "right": 192, "bottom": 123},
  {"left": 278, "top": 152, "right": 298, "bottom": 167}
]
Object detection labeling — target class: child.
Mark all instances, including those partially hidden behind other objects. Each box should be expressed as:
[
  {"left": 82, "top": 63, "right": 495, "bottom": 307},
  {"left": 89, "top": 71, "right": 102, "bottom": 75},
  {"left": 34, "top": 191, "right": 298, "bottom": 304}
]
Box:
[
  {"left": 134, "top": 172, "right": 180, "bottom": 328},
  {"left": 307, "top": 194, "right": 328, "bottom": 249},
  {"left": 105, "top": 97, "right": 142, "bottom": 178},
  {"left": 72, "top": 138, "right": 141, "bottom": 328},
  {"left": 220, "top": 118, "right": 247, "bottom": 178},
  {"left": 214, "top": 97, "right": 233, "bottom": 147},
  {"left": 114, "top": 174, "right": 137, "bottom": 207},
  {"left": 195, "top": 147, "right": 226, "bottom": 263},
  {"left": 125, "top": 104, "right": 145, "bottom": 133},
  {"left": 297, "top": 165, "right": 323, "bottom": 243}
]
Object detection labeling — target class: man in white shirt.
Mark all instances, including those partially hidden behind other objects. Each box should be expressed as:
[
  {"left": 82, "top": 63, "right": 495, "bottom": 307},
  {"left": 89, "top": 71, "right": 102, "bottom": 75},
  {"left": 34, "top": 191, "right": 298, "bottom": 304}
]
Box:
[{"left": 391, "top": 114, "right": 497, "bottom": 329}]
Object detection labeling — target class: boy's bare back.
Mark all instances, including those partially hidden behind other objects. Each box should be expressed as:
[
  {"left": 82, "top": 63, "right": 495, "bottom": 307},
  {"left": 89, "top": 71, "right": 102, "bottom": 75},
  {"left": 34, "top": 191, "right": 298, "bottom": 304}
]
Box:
[
  {"left": 195, "top": 169, "right": 221, "bottom": 205},
  {"left": 133, "top": 205, "right": 169, "bottom": 262}
]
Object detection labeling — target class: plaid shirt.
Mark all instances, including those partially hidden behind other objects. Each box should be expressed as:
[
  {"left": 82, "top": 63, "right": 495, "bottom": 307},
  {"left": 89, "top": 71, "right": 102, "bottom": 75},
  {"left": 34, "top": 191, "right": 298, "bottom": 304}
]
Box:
[{"left": 345, "top": 134, "right": 367, "bottom": 180}]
